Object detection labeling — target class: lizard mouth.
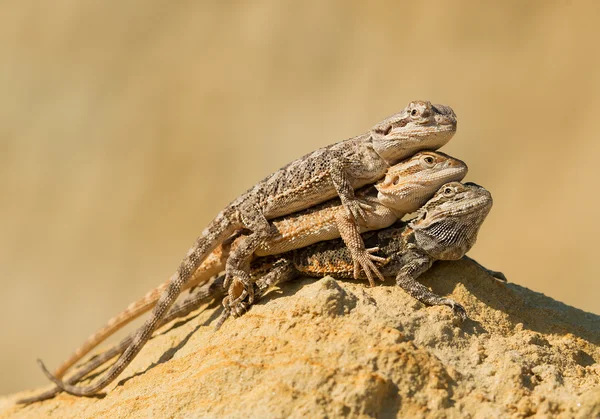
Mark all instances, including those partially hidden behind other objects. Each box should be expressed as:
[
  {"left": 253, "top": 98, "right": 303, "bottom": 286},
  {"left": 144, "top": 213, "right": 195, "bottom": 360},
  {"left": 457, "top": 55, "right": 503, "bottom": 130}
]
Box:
[
  {"left": 376, "top": 167, "right": 466, "bottom": 194},
  {"left": 432, "top": 104, "right": 457, "bottom": 127}
]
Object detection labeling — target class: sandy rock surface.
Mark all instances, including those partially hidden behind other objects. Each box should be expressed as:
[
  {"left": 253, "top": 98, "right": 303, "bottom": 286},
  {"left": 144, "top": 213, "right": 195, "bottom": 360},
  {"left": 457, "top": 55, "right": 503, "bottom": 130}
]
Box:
[{"left": 2, "top": 259, "right": 599, "bottom": 418}]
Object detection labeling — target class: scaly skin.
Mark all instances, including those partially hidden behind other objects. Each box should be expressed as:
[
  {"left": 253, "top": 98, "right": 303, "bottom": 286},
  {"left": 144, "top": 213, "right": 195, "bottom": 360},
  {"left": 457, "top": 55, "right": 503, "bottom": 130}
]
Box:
[
  {"left": 49, "top": 150, "right": 466, "bottom": 382},
  {"left": 26, "top": 181, "right": 500, "bottom": 404},
  {"left": 36, "top": 101, "right": 456, "bottom": 396}
]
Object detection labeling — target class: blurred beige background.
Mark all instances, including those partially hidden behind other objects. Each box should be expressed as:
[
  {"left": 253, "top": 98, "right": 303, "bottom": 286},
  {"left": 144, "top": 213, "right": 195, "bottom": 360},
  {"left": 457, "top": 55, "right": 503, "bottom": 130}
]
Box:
[{"left": 1, "top": 1, "right": 599, "bottom": 394}]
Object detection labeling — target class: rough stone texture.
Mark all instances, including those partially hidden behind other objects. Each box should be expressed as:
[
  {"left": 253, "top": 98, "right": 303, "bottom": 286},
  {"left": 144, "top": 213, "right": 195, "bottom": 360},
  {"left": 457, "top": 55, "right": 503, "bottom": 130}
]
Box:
[{"left": 2, "top": 259, "right": 599, "bottom": 418}]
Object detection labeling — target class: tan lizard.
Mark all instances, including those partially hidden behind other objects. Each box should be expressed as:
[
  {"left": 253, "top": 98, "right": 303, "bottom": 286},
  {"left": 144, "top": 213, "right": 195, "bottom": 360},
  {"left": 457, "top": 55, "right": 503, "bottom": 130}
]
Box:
[{"left": 48, "top": 150, "right": 466, "bottom": 382}]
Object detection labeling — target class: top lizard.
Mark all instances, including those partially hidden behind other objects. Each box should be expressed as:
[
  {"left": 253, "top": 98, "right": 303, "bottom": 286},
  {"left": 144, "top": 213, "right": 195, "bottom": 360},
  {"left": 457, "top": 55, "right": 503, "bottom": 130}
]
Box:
[{"left": 43, "top": 101, "right": 457, "bottom": 396}]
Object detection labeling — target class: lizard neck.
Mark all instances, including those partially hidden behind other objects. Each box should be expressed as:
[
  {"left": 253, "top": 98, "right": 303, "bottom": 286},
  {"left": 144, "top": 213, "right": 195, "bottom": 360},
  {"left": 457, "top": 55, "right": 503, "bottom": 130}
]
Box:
[{"left": 370, "top": 135, "right": 414, "bottom": 164}]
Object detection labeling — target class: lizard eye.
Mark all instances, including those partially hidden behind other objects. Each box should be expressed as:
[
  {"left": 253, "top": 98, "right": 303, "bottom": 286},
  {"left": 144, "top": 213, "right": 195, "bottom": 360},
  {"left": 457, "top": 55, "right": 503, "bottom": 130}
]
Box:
[
  {"left": 423, "top": 156, "right": 435, "bottom": 165},
  {"left": 411, "top": 109, "right": 418, "bottom": 117},
  {"left": 392, "top": 176, "right": 401, "bottom": 185},
  {"left": 443, "top": 187, "right": 454, "bottom": 196}
]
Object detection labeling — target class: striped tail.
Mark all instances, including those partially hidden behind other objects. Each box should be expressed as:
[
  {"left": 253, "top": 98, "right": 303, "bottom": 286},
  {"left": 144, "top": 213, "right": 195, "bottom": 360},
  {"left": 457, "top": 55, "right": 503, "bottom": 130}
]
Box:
[
  {"left": 41, "top": 210, "right": 240, "bottom": 395},
  {"left": 53, "top": 242, "right": 232, "bottom": 378}
]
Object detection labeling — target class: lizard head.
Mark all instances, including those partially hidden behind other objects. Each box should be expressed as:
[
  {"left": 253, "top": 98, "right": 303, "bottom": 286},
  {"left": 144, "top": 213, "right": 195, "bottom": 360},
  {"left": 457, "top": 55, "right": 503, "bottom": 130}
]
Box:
[
  {"left": 370, "top": 101, "right": 457, "bottom": 163},
  {"left": 375, "top": 151, "right": 468, "bottom": 213},
  {"left": 409, "top": 182, "right": 493, "bottom": 260}
]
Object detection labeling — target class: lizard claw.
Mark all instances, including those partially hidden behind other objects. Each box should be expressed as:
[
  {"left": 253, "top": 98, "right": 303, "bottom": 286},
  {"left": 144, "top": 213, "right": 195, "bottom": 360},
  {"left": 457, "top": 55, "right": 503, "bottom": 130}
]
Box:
[
  {"left": 352, "top": 247, "right": 387, "bottom": 287},
  {"left": 365, "top": 247, "right": 389, "bottom": 264},
  {"left": 345, "top": 199, "right": 373, "bottom": 226},
  {"left": 441, "top": 298, "right": 467, "bottom": 321},
  {"left": 488, "top": 270, "right": 507, "bottom": 282},
  {"left": 226, "top": 269, "right": 255, "bottom": 305},
  {"left": 230, "top": 301, "right": 248, "bottom": 318}
]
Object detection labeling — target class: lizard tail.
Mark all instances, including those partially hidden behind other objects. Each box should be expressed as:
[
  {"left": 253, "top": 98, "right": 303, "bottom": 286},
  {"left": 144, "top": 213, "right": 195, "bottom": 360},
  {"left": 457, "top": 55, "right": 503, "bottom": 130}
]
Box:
[
  {"left": 40, "top": 209, "right": 240, "bottom": 395},
  {"left": 53, "top": 242, "right": 232, "bottom": 379},
  {"left": 53, "top": 282, "right": 169, "bottom": 379},
  {"left": 20, "top": 277, "right": 227, "bottom": 405}
]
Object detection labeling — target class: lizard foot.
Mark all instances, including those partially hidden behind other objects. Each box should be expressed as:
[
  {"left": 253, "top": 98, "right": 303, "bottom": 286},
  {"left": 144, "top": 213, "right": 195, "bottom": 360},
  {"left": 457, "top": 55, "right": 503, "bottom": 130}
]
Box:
[
  {"left": 487, "top": 269, "right": 507, "bottom": 282},
  {"left": 225, "top": 269, "right": 255, "bottom": 305},
  {"left": 229, "top": 301, "right": 248, "bottom": 318},
  {"left": 440, "top": 298, "right": 467, "bottom": 321},
  {"left": 344, "top": 199, "right": 374, "bottom": 226},
  {"left": 352, "top": 247, "right": 387, "bottom": 287},
  {"left": 215, "top": 295, "right": 249, "bottom": 330}
]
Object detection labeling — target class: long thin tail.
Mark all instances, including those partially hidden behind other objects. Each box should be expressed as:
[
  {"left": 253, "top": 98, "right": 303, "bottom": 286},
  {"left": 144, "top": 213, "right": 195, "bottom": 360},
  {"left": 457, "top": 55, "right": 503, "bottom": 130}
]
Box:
[
  {"left": 40, "top": 210, "right": 239, "bottom": 395},
  {"left": 53, "top": 281, "right": 169, "bottom": 379},
  {"left": 53, "top": 242, "right": 231, "bottom": 378},
  {"left": 19, "top": 277, "right": 227, "bottom": 404}
]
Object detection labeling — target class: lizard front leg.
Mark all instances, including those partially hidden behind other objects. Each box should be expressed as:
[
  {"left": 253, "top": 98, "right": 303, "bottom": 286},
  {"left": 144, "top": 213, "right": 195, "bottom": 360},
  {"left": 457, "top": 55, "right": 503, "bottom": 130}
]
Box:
[
  {"left": 334, "top": 210, "right": 387, "bottom": 286},
  {"left": 330, "top": 161, "right": 385, "bottom": 284},
  {"left": 396, "top": 251, "right": 467, "bottom": 320}
]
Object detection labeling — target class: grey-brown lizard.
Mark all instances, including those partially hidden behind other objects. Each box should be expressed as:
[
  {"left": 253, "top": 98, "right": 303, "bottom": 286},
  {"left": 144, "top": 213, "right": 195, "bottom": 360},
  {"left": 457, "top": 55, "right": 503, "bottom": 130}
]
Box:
[
  {"left": 29, "top": 181, "right": 498, "bottom": 403},
  {"left": 49, "top": 150, "right": 466, "bottom": 380},
  {"left": 36, "top": 101, "right": 457, "bottom": 396}
]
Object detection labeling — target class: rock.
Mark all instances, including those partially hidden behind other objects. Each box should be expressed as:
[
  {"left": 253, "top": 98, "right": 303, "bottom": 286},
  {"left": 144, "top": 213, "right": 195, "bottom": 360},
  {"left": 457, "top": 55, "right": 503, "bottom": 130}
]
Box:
[{"left": 2, "top": 259, "right": 599, "bottom": 418}]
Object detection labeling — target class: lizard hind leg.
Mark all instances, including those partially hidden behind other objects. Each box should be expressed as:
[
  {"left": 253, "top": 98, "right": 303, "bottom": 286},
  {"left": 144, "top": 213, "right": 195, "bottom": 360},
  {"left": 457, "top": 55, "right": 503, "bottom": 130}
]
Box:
[
  {"left": 217, "top": 258, "right": 297, "bottom": 329},
  {"left": 224, "top": 204, "right": 276, "bottom": 306}
]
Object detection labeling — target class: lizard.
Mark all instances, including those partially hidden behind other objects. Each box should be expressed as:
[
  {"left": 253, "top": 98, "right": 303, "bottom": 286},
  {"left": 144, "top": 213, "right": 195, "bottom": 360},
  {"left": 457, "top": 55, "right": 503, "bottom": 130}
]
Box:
[
  {"left": 28, "top": 181, "right": 500, "bottom": 403},
  {"left": 48, "top": 150, "right": 467, "bottom": 381},
  {"left": 35, "top": 101, "right": 457, "bottom": 396}
]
